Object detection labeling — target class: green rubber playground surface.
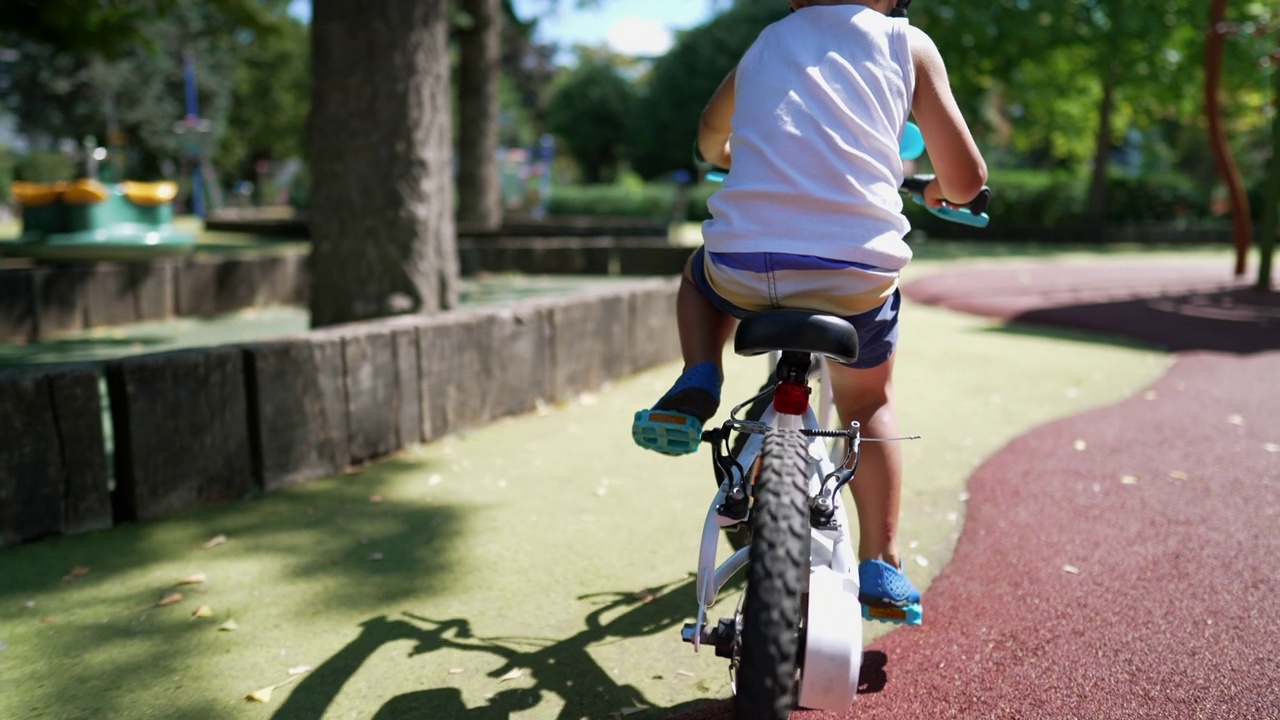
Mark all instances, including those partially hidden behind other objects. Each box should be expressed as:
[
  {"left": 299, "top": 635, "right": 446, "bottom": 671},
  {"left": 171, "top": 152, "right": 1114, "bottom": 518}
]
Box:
[{"left": 0, "top": 251, "right": 1176, "bottom": 720}]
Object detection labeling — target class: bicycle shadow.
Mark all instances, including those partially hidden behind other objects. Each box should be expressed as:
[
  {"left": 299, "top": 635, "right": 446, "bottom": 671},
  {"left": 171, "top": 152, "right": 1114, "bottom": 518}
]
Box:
[{"left": 269, "top": 576, "right": 728, "bottom": 720}]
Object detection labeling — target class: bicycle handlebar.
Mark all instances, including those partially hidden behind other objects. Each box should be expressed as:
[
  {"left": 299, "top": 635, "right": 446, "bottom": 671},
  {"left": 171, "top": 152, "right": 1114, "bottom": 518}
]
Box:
[{"left": 900, "top": 174, "right": 991, "bottom": 228}]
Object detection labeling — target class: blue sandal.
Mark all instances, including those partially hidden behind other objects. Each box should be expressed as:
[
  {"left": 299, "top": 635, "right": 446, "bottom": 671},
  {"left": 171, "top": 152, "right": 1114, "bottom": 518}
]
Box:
[
  {"left": 858, "top": 559, "right": 924, "bottom": 626},
  {"left": 632, "top": 362, "right": 721, "bottom": 456}
]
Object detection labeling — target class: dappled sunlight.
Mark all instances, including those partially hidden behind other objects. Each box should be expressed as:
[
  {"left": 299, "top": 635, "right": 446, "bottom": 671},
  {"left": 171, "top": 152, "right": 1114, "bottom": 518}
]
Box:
[{"left": 0, "top": 453, "right": 470, "bottom": 719}]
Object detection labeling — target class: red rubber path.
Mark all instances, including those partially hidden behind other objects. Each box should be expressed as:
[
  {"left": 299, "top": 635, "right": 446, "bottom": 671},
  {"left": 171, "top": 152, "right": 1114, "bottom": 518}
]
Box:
[{"left": 674, "top": 258, "right": 1280, "bottom": 719}]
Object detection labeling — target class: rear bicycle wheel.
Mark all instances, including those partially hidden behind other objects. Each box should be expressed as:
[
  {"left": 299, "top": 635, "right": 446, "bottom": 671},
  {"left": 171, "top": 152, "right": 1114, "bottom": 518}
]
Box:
[{"left": 734, "top": 427, "right": 812, "bottom": 720}]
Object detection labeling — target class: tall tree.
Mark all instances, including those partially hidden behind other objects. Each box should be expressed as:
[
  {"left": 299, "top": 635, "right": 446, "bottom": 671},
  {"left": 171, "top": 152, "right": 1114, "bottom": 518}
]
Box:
[
  {"left": 543, "top": 55, "right": 638, "bottom": 183},
  {"left": 629, "top": 1, "right": 786, "bottom": 179},
  {"left": 213, "top": 13, "right": 310, "bottom": 184},
  {"left": 1, "top": 0, "right": 282, "bottom": 179},
  {"left": 455, "top": 0, "right": 503, "bottom": 231},
  {"left": 308, "top": 0, "right": 458, "bottom": 327}
]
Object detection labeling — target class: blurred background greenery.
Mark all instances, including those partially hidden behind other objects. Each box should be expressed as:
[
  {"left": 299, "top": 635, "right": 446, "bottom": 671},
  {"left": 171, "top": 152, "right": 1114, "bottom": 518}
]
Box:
[{"left": 0, "top": 0, "right": 1273, "bottom": 233}]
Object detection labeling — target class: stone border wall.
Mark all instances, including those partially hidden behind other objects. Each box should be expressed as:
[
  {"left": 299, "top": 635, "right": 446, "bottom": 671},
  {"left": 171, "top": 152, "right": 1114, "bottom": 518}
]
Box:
[
  {"left": 0, "top": 244, "right": 696, "bottom": 344},
  {"left": 0, "top": 278, "right": 681, "bottom": 546},
  {"left": 0, "top": 252, "right": 309, "bottom": 344}
]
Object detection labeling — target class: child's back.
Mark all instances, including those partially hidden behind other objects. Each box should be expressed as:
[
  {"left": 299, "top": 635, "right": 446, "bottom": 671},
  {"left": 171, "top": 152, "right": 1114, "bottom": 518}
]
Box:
[{"left": 704, "top": 6, "right": 915, "bottom": 270}]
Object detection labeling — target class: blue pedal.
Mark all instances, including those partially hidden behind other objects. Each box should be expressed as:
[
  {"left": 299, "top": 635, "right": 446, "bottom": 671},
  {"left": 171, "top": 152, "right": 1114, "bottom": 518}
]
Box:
[
  {"left": 632, "top": 409, "right": 704, "bottom": 456},
  {"left": 862, "top": 602, "right": 923, "bottom": 626}
]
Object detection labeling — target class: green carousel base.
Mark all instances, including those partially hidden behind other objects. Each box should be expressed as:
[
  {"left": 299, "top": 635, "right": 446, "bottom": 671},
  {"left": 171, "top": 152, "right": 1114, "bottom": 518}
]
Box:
[
  {"left": 14, "top": 229, "right": 196, "bottom": 262},
  {"left": 10, "top": 179, "right": 196, "bottom": 262}
]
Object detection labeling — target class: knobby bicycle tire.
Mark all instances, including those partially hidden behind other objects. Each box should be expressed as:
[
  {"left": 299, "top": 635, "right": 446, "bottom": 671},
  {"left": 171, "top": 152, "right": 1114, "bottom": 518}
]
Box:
[{"left": 735, "top": 427, "right": 811, "bottom": 720}]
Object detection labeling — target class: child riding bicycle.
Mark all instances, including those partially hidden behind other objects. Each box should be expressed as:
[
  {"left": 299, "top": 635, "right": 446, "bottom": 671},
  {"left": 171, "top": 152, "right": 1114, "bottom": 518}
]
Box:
[{"left": 632, "top": 0, "right": 987, "bottom": 625}]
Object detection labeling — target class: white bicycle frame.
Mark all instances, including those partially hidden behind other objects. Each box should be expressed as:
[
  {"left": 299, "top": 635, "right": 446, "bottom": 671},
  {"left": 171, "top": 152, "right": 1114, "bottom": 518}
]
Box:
[{"left": 691, "top": 355, "right": 863, "bottom": 711}]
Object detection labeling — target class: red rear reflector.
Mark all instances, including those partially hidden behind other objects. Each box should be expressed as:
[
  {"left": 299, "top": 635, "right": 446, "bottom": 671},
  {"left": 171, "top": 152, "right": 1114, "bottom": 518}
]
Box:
[{"left": 773, "top": 382, "right": 810, "bottom": 415}]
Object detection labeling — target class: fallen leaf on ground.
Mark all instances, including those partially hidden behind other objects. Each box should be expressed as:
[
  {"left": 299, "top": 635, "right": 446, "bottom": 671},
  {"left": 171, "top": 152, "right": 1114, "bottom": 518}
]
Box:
[
  {"left": 1062, "top": 565, "right": 1080, "bottom": 575},
  {"left": 498, "top": 669, "right": 524, "bottom": 682},
  {"left": 174, "top": 573, "right": 207, "bottom": 587},
  {"left": 201, "top": 534, "right": 228, "bottom": 549},
  {"left": 287, "top": 665, "right": 312, "bottom": 676},
  {"left": 218, "top": 618, "right": 239, "bottom": 632},
  {"left": 1168, "top": 470, "right": 1189, "bottom": 480},
  {"left": 1072, "top": 439, "right": 1087, "bottom": 452},
  {"left": 1120, "top": 475, "right": 1139, "bottom": 485},
  {"left": 62, "top": 565, "right": 90, "bottom": 582},
  {"left": 39, "top": 617, "right": 55, "bottom": 623},
  {"left": 156, "top": 592, "right": 184, "bottom": 607},
  {"left": 245, "top": 675, "right": 299, "bottom": 703},
  {"left": 368, "top": 494, "right": 383, "bottom": 504},
  {"left": 191, "top": 606, "right": 214, "bottom": 619}
]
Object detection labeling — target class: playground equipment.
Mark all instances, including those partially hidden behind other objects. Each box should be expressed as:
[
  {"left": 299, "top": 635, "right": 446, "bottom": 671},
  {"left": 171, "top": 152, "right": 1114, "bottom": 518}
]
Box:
[{"left": 9, "top": 177, "right": 195, "bottom": 261}]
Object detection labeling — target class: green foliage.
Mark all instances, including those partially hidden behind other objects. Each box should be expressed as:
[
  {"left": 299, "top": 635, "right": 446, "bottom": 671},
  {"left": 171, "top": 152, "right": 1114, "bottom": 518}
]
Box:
[
  {"left": 0, "top": 0, "right": 291, "bottom": 185},
  {"left": 544, "top": 57, "right": 639, "bottom": 183},
  {"left": 14, "top": 149, "right": 76, "bottom": 183},
  {"left": 901, "top": 168, "right": 1213, "bottom": 233},
  {"left": 548, "top": 169, "right": 1218, "bottom": 232},
  {"left": 0, "top": 147, "right": 13, "bottom": 201},
  {"left": 629, "top": 1, "right": 787, "bottom": 179},
  {"left": 547, "top": 182, "right": 677, "bottom": 218},
  {"left": 0, "top": 0, "right": 279, "bottom": 57},
  {"left": 916, "top": 0, "right": 1272, "bottom": 183},
  {"left": 212, "top": 13, "right": 310, "bottom": 180}
]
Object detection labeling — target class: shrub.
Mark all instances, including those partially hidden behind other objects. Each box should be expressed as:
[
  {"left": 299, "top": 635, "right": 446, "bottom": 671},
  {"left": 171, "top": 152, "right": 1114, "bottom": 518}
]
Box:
[
  {"left": 0, "top": 147, "right": 13, "bottom": 203},
  {"left": 15, "top": 150, "right": 76, "bottom": 183},
  {"left": 545, "top": 168, "right": 1222, "bottom": 236},
  {"left": 547, "top": 182, "right": 677, "bottom": 218}
]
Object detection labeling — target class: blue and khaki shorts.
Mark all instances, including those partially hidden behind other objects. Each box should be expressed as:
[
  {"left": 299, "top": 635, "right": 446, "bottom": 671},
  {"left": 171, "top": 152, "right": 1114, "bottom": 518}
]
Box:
[{"left": 687, "top": 246, "right": 902, "bottom": 369}]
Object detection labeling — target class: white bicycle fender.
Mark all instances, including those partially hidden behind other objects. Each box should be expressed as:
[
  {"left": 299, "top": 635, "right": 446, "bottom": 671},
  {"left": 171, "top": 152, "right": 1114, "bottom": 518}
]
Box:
[{"left": 796, "top": 566, "right": 862, "bottom": 711}]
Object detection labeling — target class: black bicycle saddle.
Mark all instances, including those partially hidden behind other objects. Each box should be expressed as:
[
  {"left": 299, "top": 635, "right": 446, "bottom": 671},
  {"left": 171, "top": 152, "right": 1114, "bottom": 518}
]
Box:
[{"left": 733, "top": 309, "right": 860, "bottom": 365}]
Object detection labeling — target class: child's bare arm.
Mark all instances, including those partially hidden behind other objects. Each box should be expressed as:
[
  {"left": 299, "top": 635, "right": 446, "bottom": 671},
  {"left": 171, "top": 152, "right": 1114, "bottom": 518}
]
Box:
[
  {"left": 907, "top": 26, "right": 987, "bottom": 206},
  {"left": 698, "top": 67, "right": 737, "bottom": 168}
]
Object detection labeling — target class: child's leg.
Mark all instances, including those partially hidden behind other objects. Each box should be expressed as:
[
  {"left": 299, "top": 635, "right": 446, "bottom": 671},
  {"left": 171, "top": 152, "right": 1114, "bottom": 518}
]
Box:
[
  {"left": 676, "top": 256, "right": 736, "bottom": 375},
  {"left": 632, "top": 253, "right": 735, "bottom": 456},
  {"left": 826, "top": 357, "right": 902, "bottom": 566}
]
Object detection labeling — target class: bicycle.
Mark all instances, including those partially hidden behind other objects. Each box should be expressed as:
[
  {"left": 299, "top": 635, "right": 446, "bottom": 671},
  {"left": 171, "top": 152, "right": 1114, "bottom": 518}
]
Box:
[{"left": 677, "top": 123, "right": 990, "bottom": 719}]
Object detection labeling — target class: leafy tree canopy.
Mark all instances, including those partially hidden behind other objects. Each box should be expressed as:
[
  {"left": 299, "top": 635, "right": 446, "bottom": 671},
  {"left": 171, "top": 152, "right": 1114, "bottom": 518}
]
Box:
[
  {"left": 629, "top": 0, "right": 786, "bottom": 179},
  {"left": 544, "top": 54, "right": 639, "bottom": 183}
]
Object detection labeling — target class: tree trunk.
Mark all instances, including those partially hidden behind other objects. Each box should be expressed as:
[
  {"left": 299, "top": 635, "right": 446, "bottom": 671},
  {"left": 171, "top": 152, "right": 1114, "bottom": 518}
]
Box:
[
  {"left": 308, "top": 0, "right": 458, "bottom": 328},
  {"left": 456, "top": 0, "right": 503, "bottom": 232},
  {"left": 1204, "top": 0, "right": 1252, "bottom": 277},
  {"left": 1086, "top": 73, "right": 1116, "bottom": 227},
  {"left": 1259, "top": 56, "right": 1278, "bottom": 291}
]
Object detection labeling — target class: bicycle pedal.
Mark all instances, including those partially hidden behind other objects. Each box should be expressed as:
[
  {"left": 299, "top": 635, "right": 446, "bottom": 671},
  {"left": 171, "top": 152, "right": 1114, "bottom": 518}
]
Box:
[
  {"left": 632, "top": 409, "right": 703, "bottom": 456},
  {"left": 861, "top": 602, "right": 923, "bottom": 627}
]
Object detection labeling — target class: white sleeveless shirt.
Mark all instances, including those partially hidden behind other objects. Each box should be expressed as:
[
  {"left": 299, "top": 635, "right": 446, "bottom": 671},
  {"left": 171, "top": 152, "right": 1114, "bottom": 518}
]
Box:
[{"left": 702, "top": 6, "right": 916, "bottom": 270}]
